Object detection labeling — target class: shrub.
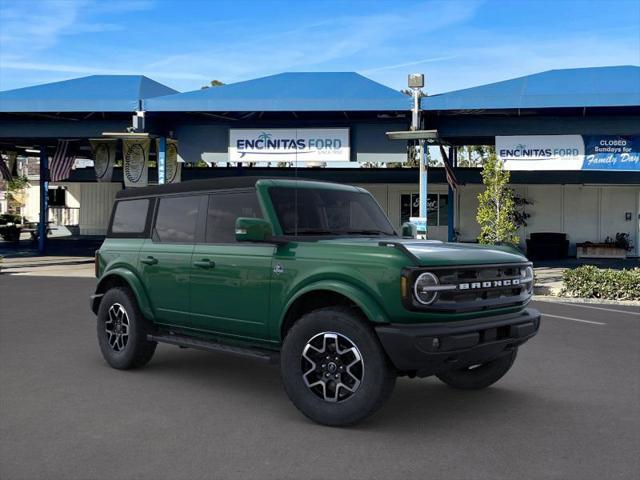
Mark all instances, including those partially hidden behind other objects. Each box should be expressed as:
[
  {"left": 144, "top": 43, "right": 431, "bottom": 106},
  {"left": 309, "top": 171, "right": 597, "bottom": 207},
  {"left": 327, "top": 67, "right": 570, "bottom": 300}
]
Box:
[{"left": 560, "top": 265, "right": 640, "bottom": 300}]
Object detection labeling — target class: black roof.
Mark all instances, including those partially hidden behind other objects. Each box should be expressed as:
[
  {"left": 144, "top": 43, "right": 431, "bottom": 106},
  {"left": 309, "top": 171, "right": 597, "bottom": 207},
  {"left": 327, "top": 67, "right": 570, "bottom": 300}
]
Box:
[{"left": 114, "top": 175, "right": 338, "bottom": 199}]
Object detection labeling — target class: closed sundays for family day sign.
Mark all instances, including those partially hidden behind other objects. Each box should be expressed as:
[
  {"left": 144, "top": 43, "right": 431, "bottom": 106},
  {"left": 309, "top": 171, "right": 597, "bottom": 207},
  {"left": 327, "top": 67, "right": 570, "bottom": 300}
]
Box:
[
  {"left": 229, "top": 128, "right": 350, "bottom": 163},
  {"left": 497, "top": 135, "right": 640, "bottom": 171}
]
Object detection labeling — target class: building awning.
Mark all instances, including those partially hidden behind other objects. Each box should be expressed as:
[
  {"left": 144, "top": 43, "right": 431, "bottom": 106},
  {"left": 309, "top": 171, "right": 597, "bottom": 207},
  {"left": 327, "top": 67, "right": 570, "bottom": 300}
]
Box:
[
  {"left": 0, "top": 75, "right": 178, "bottom": 113},
  {"left": 422, "top": 66, "right": 640, "bottom": 111},
  {"left": 145, "top": 72, "right": 411, "bottom": 112}
]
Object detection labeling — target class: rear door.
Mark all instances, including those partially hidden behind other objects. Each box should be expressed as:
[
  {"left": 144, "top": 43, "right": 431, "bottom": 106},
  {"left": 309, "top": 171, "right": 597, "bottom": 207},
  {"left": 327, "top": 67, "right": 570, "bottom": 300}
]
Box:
[
  {"left": 188, "top": 189, "right": 275, "bottom": 339},
  {"left": 138, "top": 194, "right": 205, "bottom": 326}
]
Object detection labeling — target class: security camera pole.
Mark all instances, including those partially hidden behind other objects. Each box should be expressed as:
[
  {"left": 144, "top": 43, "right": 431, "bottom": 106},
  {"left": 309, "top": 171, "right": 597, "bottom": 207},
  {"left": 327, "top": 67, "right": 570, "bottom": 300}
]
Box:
[{"left": 408, "top": 73, "right": 427, "bottom": 238}]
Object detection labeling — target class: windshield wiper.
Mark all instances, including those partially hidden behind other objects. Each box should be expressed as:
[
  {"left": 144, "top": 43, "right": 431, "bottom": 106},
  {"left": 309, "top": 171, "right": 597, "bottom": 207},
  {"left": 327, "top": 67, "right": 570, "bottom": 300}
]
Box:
[
  {"left": 292, "top": 229, "right": 344, "bottom": 235},
  {"left": 344, "top": 230, "right": 390, "bottom": 236},
  {"left": 290, "top": 229, "right": 392, "bottom": 236}
]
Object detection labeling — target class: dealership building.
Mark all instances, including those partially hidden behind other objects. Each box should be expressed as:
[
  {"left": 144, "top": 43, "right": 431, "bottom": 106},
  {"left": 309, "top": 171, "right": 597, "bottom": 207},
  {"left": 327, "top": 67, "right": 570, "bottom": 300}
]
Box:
[{"left": 0, "top": 66, "right": 639, "bottom": 257}]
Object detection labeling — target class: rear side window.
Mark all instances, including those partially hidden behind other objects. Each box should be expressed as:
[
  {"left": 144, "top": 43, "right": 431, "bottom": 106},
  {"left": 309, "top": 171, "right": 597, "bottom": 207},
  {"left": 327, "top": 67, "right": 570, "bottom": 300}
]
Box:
[
  {"left": 206, "top": 191, "right": 262, "bottom": 243},
  {"left": 111, "top": 199, "right": 150, "bottom": 234},
  {"left": 154, "top": 195, "right": 201, "bottom": 243}
]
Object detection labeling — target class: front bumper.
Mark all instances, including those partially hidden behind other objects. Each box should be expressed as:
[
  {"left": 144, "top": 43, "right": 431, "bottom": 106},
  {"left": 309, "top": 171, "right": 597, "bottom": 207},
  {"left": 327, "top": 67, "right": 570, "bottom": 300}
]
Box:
[{"left": 375, "top": 308, "right": 541, "bottom": 377}]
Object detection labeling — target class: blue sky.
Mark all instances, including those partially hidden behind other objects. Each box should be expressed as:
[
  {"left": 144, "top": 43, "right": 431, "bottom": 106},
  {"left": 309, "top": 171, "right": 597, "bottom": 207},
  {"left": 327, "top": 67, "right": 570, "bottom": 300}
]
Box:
[{"left": 0, "top": 0, "right": 638, "bottom": 94}]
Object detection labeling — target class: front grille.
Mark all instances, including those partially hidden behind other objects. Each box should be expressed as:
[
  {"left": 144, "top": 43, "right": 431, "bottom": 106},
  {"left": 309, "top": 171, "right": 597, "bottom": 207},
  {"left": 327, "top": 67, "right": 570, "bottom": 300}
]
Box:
[{"left": 405, "top": 263, "right": 533, "bottom": 313}]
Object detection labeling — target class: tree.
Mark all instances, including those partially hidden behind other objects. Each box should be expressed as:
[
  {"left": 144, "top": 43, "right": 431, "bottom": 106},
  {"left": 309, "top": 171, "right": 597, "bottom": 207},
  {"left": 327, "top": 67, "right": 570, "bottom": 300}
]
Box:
[
  {"left": 201, "top": 80, "right": 225, "bottom": 89},
  {"left": 476, "top": 153, "right": 518, "bottom": 245},
  {"left": 457, "top": 145, "right": 495, "bottom": 167},
  {"left": 6, "top": 175, "right": 29, "bottom": 214}
]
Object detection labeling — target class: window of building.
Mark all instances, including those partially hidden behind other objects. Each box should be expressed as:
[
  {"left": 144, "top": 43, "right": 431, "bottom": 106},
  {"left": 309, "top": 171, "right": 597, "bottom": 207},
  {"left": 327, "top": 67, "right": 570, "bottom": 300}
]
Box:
[
  {"left": 111, "top": 199, "right": 150, "bottom": 234},
  {"left": 400, "top": 193, "right": 448, "bottom": 227},
  {"left": 154, "top": 195, "right": 201, "bottom": 243},
  {"left": 206, "top": 191, "right": 262, "bottom": 243},
  {"left": 48, "top": 188, "right": 66, "bottom": 207}
]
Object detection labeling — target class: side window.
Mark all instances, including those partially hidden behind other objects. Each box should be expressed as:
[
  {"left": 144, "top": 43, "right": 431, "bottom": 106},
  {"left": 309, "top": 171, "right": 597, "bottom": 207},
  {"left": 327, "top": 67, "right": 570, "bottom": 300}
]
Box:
[
  {"left": 154, "top": 195, "right": 201, "bottom": 243},
  {"left": 206, "top": 191, "right": 262, "bottom": 243},
  {"left": 111, "top": 199, "right": 149, "bottom": 234}
]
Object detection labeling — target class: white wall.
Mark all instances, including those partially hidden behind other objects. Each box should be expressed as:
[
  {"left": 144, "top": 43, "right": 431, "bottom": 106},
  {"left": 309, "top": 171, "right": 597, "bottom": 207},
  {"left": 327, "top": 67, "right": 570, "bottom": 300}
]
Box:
[
  {"left": 21, "top": 181, "right": 121, "bottom": 235},
  {"left": 78, "top": 182, "right": 121, "bottom": 235},
  {"left": 454, "top": 183, "right": 639, "bottom": 256}
]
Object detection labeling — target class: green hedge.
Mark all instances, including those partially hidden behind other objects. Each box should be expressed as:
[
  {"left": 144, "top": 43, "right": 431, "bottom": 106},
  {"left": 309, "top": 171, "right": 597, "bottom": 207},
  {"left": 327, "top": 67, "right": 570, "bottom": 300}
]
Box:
[{"left": 560, "top": 265, "right": 640, "bottom": 300}]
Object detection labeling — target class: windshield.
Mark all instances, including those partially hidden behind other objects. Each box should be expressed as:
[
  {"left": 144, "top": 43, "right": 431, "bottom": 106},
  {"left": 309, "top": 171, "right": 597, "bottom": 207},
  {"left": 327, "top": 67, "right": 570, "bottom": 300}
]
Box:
[{"left": 269, "top": 186, "right": 396, "bottom": 236}]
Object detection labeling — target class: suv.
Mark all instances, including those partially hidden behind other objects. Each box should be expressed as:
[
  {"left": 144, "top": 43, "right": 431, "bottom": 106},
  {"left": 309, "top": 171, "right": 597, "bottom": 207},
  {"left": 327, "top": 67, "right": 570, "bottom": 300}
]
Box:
[{"left": 91, "top": 177, "right": 540, "bottom": 426}]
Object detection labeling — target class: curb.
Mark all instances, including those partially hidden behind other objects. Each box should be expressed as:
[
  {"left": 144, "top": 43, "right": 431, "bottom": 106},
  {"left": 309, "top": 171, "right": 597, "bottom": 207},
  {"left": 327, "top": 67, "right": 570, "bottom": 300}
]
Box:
[
  {"left": 1, "top": 259, "right": 94, "bottom": 269},
  {"left": 533, "top": 294, "right": 640, "bottom": 307}
]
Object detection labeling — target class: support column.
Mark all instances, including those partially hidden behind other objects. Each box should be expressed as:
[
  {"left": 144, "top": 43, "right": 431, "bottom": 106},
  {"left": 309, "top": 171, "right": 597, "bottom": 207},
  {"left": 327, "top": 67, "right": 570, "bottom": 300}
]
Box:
[
  {"left": 157, "top": 137, "right": 166, "bottom": 185},
  {"left": 38, "top": 146, "right": 48, "bottom": 255},
  {"left": 447, "top": 146, "right": 456, "bottom": 242},
  {"left": 418, "top": 140, "right": 428, "bottom": 239}
]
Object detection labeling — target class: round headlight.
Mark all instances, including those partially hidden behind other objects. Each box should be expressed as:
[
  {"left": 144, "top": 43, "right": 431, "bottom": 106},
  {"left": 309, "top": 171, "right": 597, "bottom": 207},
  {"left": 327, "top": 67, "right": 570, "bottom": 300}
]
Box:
[
  {"left": 414, "top": 272, "right": 440, "bottom": 305},
  {"left": 521, "top": 266, "right": 534, "bottom": 292}
]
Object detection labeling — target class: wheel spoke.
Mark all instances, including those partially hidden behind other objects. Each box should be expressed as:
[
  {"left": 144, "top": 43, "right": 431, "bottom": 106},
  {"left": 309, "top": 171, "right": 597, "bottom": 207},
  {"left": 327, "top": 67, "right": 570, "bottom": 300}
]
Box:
[
  {"left": 300, "top": 331, "right": 364, "bottom": 403},
  {"left": 104, "top": 303, "right": 129, "bottom": 353}
]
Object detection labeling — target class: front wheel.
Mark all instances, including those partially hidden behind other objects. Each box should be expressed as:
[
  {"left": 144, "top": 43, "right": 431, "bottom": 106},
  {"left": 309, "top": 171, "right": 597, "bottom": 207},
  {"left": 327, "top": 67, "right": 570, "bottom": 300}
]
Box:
[
  {"left": 281, "top": 307, "right": 396, "bottom": 427},
  {"left": 435, "top": 348, "right": 518, "bottom": 390},
  {"left": 96, "top": 287, "right": 157, "bottom": 370}
]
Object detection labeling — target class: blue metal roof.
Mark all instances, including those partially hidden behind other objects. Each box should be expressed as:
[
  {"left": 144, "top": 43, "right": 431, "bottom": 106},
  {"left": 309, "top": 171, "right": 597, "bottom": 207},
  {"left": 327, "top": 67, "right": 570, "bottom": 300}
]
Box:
[
  {"left": 0, "top": 75, "right": 178, "bottom": 113},
  {"left": 422, "top": 66, "right": 640, "bottom": 111},
  {"left": 145, "top": 72, "right": 410, "bottom": 112}
]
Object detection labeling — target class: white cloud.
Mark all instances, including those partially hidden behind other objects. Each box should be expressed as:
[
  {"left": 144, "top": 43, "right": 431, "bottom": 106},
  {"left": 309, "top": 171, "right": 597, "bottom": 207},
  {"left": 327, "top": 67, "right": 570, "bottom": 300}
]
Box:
[
  {"left": 361, "top": 55, "right": 459, "bottom": 74},
  {"left": 0, "top": 0, "right": 152, "bottom": 61},
  {"left": 0, "top": 60, "right": 210, "bottom": 81}
]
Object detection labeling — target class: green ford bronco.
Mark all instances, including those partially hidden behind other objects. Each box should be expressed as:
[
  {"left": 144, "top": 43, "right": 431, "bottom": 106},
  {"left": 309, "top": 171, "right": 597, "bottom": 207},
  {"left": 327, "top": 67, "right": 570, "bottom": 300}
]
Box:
[{"left": 91, "top": 177, "right": 540, "bottom": 426}]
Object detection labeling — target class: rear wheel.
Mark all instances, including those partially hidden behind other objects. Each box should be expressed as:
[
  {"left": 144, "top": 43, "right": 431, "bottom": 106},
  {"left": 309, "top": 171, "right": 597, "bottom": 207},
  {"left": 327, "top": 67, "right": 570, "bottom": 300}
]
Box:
[
  {"left": 281, "top": 307, "right": 396, "bottom": 426},
  {"left": 97, "top": 287, "right": 157, "bottom": 370},
  {"left": 435, "top": 348, "right": 518, "bottom": 390}
]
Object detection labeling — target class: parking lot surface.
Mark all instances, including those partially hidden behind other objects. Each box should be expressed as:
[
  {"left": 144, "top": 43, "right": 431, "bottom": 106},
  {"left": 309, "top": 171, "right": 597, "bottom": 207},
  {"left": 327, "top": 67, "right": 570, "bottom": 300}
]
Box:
[{"left": 1, "top": 275, "right": 638, "bottom": 480}]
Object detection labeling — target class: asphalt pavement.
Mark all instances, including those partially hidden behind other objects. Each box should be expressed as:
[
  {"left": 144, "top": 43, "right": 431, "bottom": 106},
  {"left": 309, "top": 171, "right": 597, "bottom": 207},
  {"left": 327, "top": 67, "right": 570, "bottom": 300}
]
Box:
[{"left": 1, "top": 275, "right": 638, "bottom": 480}]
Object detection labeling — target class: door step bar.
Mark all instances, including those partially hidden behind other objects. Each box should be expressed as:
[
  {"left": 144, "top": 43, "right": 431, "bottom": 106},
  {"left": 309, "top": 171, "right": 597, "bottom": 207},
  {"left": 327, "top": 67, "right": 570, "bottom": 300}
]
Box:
[{"left": 147, "top": 333, "right": 279, "bottom": 364}]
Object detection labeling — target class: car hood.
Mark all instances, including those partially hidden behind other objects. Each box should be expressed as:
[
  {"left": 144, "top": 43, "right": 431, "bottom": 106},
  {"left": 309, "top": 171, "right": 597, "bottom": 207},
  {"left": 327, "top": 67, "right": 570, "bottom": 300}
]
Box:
[{"left": 317, "top": 237, "right": 528, "bottom": 266}]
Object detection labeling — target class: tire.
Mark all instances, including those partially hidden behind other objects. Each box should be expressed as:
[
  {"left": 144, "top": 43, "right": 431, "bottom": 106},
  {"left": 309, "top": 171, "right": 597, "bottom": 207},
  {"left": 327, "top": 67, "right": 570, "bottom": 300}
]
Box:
[
  {"left": 280, "top": 306, "right": 396, "bottom": 427},
  {"left": 96, "top": 287, "right": 157, "bottom": 370},
  {"left": 436, "top": 348, "right": 518, "bottom": 390}
]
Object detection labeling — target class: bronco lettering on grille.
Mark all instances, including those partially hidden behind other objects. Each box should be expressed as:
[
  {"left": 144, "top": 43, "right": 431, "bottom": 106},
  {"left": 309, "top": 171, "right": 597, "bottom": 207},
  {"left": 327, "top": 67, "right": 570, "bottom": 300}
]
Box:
[{"left": 458, "top": 278, "right": 520, "bottom": 290}]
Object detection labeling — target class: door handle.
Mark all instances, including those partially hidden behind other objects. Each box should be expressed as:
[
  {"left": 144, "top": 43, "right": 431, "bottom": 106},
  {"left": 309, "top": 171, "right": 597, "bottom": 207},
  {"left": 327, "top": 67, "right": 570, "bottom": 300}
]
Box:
[
  {"left": 140, "top": 256, "right": 158, "bottom": 266},
  {"left": 193, "top": 259, "right": 215, "bottom": 269}
]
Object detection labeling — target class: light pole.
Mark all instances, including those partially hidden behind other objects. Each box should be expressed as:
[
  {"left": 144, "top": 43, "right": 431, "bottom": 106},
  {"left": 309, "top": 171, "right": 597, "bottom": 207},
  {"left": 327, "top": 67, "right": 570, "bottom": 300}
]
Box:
[{"left": 408, "top": 73, "right": 427, "bottom": 237}]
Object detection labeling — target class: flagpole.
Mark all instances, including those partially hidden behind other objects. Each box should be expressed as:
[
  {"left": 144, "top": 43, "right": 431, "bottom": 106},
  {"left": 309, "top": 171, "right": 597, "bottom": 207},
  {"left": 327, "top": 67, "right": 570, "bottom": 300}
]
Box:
[{"left": 38, "top": 145, "right": 48, "bottom": 255}]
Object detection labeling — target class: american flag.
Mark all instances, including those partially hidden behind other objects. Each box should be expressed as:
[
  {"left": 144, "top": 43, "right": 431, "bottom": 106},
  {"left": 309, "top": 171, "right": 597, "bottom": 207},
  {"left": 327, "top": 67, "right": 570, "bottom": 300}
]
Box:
[
  {"left": 439, "top": 145, "right": 458, "bottom": 190},
  {"left": 50, "top": 140, "right": 77, "bottom": 182},
  {"left": 0, "top": 156, "right": 12, "bottom": 181}
]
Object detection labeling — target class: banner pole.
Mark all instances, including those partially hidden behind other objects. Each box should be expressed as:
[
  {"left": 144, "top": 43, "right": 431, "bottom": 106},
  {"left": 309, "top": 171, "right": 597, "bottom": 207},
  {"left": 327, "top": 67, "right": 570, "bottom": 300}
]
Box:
[
  {"left": 447, "top": 146, "right": 455, "bottom": 242},
  {"left": 158, "top": 137, "right": 166, "bottom": 185},
  {"left": 38, "top": 145, "right": 48, "bottom": 255}
]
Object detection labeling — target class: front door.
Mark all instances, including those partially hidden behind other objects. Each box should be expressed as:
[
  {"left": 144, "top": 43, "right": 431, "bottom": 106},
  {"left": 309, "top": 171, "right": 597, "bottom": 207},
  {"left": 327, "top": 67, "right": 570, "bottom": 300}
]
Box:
[
  {"left": 189, "top": 190, "right": 274, "bottom": 339},
  {"left": 138, "top": 194, "right": 204, "bottom": 326}
]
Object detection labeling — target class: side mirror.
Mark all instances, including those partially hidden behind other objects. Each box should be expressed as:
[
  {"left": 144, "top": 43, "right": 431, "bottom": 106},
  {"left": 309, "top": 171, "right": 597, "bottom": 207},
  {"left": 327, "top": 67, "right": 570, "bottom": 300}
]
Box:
[
  {"left": 235, "top": 217, "right": 273, "bottom": 242},
  {"left": 401, "top": 222, "right": 417, "bottom": 238}
]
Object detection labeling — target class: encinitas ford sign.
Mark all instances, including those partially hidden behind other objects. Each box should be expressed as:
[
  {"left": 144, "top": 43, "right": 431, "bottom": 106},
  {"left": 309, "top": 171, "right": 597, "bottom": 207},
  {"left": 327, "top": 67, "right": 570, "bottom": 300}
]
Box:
[
  {"left": 497, "top": 135, "right": 584, "bottom": 170},
  {"left": 229, "top": 128, "right": 350, "bottom": 163}
]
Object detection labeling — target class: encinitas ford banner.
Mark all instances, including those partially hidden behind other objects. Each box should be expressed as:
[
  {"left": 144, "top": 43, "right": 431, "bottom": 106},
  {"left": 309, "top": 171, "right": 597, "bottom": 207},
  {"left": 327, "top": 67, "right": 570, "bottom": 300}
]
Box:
[
  {"left": 497, "top": 135, "right": 584, "bottom": 170},
  {"left": 229, "top": 128, "right": 350, "bottom": 163},
  {"left": 497, "top": 135, "right": 640, "bottom": 171}
]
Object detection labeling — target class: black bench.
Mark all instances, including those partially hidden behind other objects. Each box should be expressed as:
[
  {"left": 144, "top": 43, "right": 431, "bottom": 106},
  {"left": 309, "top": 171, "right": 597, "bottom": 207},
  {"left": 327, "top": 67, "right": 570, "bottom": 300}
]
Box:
[{"left": 526, "top": 232, "right": 569, "bottom": 260}]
